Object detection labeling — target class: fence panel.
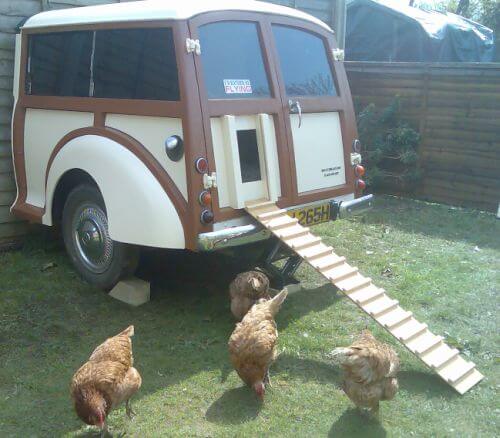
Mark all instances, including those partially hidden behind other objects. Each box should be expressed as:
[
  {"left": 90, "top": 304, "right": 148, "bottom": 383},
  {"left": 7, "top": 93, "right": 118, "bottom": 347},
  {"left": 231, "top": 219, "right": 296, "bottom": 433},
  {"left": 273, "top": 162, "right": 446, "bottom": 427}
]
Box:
[{"left": 346, "top": 62, "right": 500, "bottom": 213}]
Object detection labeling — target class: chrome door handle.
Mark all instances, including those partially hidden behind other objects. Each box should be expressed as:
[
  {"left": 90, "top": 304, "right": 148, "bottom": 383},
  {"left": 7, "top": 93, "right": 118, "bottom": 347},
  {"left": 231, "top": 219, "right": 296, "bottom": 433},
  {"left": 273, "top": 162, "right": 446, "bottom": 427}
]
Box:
[{"left": 288, "top": 99, "right": 302, "bottom": 128}]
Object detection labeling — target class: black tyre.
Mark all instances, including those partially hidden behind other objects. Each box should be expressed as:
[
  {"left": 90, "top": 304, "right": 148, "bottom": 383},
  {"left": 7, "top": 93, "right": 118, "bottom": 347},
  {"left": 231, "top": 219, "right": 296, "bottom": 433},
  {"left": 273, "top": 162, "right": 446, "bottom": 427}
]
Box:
[{"left": 62, "top": 184, "right": 139, "bottom": 290}]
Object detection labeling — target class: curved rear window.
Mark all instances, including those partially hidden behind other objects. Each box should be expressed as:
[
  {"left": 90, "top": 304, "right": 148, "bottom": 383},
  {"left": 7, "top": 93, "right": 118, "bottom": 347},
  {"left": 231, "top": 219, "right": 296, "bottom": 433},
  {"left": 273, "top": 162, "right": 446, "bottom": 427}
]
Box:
[
  {"left": 198, "top": 21, "right": 271, "bottom": 99},
  {"left": 272, "top": 25, "right": 337, "bottom": 97}
]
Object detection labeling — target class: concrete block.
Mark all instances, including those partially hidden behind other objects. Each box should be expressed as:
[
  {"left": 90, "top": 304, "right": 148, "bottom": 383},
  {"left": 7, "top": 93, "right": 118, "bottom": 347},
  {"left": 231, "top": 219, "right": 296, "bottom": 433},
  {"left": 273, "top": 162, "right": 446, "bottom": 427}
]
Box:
[{"left": 109, "top": 277, "right": 150, "bottom": 306}]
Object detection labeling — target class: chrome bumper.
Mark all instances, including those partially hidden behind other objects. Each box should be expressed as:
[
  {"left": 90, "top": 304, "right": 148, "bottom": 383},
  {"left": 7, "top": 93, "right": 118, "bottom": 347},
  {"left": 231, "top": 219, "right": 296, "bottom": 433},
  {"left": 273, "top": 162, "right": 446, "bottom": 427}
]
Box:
[
  {"left": 197, "top": 223, "right": 272, "bottom": 251},
  {"left": 197, "top": 194, "right": 374, "bottom": 251},
  {"left": 336, "top": 194, "right": 374, "bottom": 219}
]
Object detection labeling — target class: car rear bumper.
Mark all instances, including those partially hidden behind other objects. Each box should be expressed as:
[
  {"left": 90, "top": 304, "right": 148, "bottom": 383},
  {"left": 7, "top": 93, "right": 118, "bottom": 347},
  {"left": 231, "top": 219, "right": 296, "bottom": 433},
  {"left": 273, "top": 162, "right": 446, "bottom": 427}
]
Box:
[
  {"left": 336, "top": 194, "right": 374, "bottom": 219},
  {"left": 197, "top": 194, "right": 374, "bottom": 251}
]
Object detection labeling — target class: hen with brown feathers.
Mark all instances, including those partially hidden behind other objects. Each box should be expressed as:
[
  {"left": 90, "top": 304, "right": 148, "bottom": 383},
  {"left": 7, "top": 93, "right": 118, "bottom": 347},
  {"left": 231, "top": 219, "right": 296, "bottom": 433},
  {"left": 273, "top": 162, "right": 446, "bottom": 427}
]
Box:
[
  {"left": 70, "top": 325, "right": 142, "bottom": 432},
  {"left": 329, "top": 330, "right": 399, "bottom": 415},
  {"left": 229, "top": 270, "right": 271, "bottom": 320},
  {"left": 228, "top": 290, "right": 287, "bottom": 399}
]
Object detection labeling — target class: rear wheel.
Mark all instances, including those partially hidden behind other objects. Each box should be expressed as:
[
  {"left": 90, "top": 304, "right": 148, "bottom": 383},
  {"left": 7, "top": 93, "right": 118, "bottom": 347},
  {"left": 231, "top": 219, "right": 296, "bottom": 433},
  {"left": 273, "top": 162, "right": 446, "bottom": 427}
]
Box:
[{"left": 62, "top": 184, "right": 139, "bottom": 290}]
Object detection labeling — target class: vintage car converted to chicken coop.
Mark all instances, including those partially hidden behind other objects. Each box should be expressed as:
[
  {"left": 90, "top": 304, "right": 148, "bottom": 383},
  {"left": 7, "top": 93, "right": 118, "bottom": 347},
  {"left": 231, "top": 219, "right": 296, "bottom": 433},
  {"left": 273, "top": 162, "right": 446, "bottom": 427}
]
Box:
[{"left": 10, "top": 0, "right": 372, "bottom": 288}]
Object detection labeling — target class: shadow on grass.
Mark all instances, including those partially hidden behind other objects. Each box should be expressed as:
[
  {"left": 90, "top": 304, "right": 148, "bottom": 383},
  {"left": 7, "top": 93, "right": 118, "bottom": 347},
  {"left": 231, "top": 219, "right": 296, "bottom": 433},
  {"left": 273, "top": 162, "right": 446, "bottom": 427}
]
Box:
[
  {"left": 205, "top": 386, "right": 262, "bottom": 425},
  {"left": 274, "top": 354, "right": 341, "bottom": 385},
  {"left": 398, "top": 370, "right": 457, "bottom": 399},
  {"left": 278, "top": 283, "right": 341, "bottom": 330},
  {"left": 329, "top": 408, "right": 387, "bottom": 437}
]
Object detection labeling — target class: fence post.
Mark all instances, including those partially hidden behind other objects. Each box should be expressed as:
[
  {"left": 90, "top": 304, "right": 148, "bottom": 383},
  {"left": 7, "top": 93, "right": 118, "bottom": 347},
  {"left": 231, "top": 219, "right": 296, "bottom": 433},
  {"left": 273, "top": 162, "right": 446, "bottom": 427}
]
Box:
[{"left": 332, "top": 0, "right": 347, "bottom": 49}]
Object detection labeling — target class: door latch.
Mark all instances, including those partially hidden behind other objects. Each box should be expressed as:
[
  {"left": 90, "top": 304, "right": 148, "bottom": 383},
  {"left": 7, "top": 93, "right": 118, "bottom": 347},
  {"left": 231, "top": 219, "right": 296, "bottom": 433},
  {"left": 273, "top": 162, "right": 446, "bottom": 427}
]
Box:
[
  {"left": 186, "top": 38, "right": 201, "bottom": 55},
  {"left": 350, "top": 153, "right": 362, "bottom": 166},
  {"left": 288, "top": 99, "right": 302, "bottom": 128},
  {"left": 203, "top": 172, "right": 217, "bottom": 189}
]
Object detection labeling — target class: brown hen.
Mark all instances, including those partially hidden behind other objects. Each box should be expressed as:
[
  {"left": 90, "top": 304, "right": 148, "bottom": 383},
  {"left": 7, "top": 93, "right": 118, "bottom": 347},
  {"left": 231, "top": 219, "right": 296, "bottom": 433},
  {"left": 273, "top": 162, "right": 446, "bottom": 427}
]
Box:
[
  {"left": 70, "top": 325, "right": 142, "bottom": 435},
  {"left": 329, "top": 330, "right": 399, "bottom": 416},
  {"left": 228, "top": 289, "right": 287, "bottom": 399},
  {"left": 229, "top": 270, "right": 271, "bottom": 320}
]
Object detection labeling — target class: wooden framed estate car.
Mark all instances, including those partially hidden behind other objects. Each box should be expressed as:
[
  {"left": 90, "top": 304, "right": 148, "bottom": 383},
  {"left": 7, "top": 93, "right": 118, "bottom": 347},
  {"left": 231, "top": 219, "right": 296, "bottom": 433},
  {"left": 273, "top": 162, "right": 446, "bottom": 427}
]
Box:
[{"left": 10, "top": 0, "right": 372, "bottom": 288}]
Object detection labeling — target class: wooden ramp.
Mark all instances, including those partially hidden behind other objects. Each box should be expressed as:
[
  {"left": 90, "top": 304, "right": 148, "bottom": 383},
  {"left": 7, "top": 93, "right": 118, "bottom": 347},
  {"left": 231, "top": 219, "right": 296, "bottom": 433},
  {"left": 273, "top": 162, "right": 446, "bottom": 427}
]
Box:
[{"left": 246, "top": 200, "right": 483, "bottom": 394}]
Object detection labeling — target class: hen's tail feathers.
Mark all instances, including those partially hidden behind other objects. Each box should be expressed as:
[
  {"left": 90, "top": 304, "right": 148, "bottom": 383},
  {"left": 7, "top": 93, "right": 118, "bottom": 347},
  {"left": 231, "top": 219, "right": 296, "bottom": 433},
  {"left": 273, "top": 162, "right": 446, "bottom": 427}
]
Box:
[
  {"left": 268, "top": 289, "right": 288, "bottom": 315},
  {"left": 328, "top": 347, "right": 353, "bottom": 364},
  {"left": 120, "top": 325, "right": 135, "bottom": 337}
]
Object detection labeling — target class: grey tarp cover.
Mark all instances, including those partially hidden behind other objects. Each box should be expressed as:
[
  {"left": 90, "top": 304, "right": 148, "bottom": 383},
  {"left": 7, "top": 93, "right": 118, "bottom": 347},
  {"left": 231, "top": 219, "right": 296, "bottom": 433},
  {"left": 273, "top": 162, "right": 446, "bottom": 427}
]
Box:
[{"left": 346, "top": 0, "right": 495, "bottom": 62}]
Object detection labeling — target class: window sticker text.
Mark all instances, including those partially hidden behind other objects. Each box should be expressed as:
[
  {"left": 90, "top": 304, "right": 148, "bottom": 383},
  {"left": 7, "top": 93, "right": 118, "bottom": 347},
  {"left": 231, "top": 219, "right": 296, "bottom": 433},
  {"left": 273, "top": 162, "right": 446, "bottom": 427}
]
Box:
[{"left": 223, "top": 79, "right": 253, "bottom": 94}]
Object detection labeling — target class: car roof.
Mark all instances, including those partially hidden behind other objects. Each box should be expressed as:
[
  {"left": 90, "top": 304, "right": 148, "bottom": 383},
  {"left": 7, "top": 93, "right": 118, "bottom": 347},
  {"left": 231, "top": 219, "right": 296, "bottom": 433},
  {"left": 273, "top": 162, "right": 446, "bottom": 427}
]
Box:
[{"left": 23, "top": 0, "right": 332, "bottom": 31}]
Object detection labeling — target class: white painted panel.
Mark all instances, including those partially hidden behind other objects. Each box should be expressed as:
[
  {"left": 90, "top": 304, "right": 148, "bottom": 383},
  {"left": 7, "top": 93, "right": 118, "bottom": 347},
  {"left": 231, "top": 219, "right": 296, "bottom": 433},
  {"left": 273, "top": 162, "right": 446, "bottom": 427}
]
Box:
[
  {"left": 210, "top": 117, "right": 231, "bottom": 208},
  {"left": 291, "top": 112, "right": 346, "bottom": 193},
  {"left": 211, "top": 114, "right": 277, "bottom": 209},
  {"left": 44, "top": 135, "right": 185, "bottom": 249},
  {"left": 258, "top": 113, "right": 281, "bottom": 201},
  {"left": 106, "top": 114, "right": 187, "bottom": 200},
  {"left": 24, "top": 109, "right": 93, "bottom": 207}
]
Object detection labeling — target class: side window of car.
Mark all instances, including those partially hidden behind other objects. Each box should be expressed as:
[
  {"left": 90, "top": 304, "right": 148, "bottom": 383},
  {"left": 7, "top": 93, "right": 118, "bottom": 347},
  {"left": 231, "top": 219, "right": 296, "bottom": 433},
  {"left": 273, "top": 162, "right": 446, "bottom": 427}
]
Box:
[
  {"left": 93, "top": 28, "right": 180, "bottom": 101},
  {"left": 27, "top": 31, "right": 93, "bottom": 97}
]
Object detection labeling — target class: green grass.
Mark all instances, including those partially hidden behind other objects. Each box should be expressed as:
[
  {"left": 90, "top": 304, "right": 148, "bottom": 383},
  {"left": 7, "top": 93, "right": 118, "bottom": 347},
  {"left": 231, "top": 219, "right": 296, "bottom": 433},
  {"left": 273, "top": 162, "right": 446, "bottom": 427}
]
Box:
[{"left": 0, "top": 196, "right": 498, "bottom": 437}]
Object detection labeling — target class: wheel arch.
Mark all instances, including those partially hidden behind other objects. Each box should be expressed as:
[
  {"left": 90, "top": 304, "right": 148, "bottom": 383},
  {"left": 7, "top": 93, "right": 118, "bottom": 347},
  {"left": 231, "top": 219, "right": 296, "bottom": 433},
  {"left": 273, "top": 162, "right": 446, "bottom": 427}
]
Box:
[
  {"left": 51, "top": 168, "right": 99, "bottom": 226},
  {"left": 44, "top": 129, "right": 187, "bottom": 249}
]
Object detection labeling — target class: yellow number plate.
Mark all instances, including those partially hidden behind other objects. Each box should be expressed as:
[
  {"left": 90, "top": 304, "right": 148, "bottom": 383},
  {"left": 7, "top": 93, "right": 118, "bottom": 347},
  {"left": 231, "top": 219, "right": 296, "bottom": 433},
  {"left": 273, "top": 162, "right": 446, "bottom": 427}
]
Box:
[{"left": 287, "top": 202, "right": 331, "bottom": 226}]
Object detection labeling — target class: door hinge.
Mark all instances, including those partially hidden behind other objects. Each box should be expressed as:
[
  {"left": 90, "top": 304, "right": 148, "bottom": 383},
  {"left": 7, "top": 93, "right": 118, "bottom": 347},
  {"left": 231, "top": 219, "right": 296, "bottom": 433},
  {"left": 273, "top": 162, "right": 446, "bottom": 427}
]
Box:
[
  {"left": 203, "top": 172, "right": 217, "bottom": 189},
  {"left": 332, "top": 48, "right": 345, "bottom": 61},
  {"left": 186, "top": 38, "right": 201, "bottom": 55}
]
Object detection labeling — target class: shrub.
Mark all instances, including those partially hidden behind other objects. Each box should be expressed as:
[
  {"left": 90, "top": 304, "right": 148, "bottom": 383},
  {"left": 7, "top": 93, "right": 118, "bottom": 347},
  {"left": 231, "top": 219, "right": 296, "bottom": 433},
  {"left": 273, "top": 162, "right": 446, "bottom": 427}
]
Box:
[{"left": 356, "top": 96, "right": 422, "bottom": 193}]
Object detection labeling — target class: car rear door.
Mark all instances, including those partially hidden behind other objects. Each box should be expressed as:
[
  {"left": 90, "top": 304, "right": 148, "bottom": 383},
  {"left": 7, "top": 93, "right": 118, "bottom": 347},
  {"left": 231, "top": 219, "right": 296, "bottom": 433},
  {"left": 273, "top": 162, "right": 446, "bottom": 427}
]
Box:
[{"left": 267, "top": 17, "right": 357, "bottom": 206}]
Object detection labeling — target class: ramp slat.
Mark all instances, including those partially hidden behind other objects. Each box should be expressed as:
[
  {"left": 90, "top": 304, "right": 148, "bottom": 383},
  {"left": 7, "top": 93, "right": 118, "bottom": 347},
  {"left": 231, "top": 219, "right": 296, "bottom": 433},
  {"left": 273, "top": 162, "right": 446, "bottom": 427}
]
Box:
[
  {"left": 245, "top": 201, "right": 483, "bottom": 394},
  {"left": 347, "top": 285, "right": 384, "bottom": 305},
  {"left": 313, "top": 256, "right": 346, "bottom": 271},
  {"left": 377, "top": 307, "right": 413, "bottom": 328}
]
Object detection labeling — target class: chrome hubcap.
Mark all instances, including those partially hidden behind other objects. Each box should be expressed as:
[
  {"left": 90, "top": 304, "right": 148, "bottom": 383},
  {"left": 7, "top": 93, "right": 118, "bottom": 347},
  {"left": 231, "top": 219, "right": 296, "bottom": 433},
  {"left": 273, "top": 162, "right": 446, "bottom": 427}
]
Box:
[{"left": 73, "top": 206, "right": 113, "bottom": 274}]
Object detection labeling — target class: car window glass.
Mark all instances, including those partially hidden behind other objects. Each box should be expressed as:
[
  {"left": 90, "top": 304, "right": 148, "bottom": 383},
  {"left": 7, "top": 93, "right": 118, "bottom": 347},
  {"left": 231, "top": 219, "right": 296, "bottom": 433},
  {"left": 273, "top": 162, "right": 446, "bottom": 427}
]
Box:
[
  {"left": 199, "top": 21, "right": 271, "bottom": 99},
  {"left": 272, "top": 25, "right": 337, "bottom": 96}
]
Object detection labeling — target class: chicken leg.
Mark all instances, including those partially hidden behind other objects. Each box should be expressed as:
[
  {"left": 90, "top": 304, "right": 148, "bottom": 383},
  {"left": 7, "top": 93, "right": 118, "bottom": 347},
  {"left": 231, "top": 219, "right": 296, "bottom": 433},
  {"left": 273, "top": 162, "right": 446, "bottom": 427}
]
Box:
[
  {"left": 264, "top": 368, "right": 272, "bottom": 387},
  {"left": 100, "top": 421, "right": 109, "bottom": 438},
  {"left": 125, "top": 399, "right": 136, "bottom": 419}
]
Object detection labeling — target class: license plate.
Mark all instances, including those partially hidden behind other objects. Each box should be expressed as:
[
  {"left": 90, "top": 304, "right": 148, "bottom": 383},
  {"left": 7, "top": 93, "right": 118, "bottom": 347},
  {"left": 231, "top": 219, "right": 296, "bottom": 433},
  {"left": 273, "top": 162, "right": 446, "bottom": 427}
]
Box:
[{"left": 287, "top": 202, "right": 331, "bottom": 226}]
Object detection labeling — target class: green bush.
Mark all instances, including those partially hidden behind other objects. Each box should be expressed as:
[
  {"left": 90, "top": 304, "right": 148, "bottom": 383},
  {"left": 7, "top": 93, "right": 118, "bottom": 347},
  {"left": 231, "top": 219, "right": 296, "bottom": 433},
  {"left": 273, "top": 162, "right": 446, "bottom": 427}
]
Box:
[{"left": 356, "top": 96, "right": 422, "bottom": 193}]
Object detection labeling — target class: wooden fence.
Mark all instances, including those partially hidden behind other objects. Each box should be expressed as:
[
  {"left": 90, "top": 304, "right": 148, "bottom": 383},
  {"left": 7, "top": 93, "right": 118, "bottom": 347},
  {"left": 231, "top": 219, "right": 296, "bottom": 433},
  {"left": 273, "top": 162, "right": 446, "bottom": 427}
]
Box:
[{"left": 345, "top": 62, "right": 500, "bottom": 213}]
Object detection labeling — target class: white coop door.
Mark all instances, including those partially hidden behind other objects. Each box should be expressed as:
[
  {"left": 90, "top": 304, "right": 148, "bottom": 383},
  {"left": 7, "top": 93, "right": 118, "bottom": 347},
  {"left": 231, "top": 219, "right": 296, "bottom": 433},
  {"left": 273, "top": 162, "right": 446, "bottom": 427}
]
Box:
[
  {"left": 214, "top": 114, "right": 280, "bottom": 209},
  {"left": 291, "top": 112, "right": 346, "bottom": 193}
]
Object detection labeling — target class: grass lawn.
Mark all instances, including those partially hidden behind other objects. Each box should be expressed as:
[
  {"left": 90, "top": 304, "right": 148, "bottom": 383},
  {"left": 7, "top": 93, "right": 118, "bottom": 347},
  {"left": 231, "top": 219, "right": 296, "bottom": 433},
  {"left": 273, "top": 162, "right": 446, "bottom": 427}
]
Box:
[{"left": 0, "top": 196, "right": 498, "bottom": 437}]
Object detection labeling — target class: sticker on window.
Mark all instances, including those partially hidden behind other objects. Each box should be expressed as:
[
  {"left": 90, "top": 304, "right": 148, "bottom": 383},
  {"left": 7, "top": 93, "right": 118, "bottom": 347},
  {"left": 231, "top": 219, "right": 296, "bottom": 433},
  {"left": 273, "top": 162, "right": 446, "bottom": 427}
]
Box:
[{"left": 223, "top": 79, "right": 253, "bottom": 94}]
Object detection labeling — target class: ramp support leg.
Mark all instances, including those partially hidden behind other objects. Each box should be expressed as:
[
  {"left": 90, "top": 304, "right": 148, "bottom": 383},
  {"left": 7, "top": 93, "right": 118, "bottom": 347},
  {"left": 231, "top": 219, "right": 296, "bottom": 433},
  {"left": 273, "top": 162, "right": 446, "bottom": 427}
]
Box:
[{"left": 260, "top": 239, "right": 303, "bottom": 289}]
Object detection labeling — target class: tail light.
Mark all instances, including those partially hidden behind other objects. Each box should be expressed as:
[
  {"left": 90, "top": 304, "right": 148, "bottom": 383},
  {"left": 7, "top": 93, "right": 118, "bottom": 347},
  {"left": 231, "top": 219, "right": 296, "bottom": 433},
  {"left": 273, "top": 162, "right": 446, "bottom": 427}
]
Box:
[
  {"left": 199, "top": 190, "right": 212, "bottom": 206},
  {"left": 195, "top": 157, "right": 208, "bottom": 174},
  {"left": 200, "top": 209, "right": 214, "bottom": 224},
  {"left": 354, "top": 165, "right": 365, "bottom": 177},
  {"left": 356, "top": 179, "right": 366, "bottom": 190}
]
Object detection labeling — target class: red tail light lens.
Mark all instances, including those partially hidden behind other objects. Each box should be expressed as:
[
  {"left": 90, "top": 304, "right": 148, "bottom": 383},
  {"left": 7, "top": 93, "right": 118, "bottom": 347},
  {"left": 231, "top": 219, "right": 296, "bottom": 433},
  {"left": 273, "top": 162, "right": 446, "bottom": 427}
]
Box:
[
  {"left": 200, "top": 209, "right": 214, "bottom": 224},
  {"left": 356, "top": 179, "right": 366, "bottom": 190},
  {"left": 195, "top": 157, "right": 208, "bottom": 174},
  {"left": 354, "top": 165, "right": 365, "bottom": 177},
  {"left": 199, "top": 190, "right": 212, "bottom": 206}
]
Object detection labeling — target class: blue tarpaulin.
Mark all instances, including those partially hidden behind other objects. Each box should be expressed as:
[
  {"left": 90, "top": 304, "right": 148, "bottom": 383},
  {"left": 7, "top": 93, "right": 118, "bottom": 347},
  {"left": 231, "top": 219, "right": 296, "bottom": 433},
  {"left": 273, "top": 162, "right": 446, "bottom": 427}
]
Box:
[{"left": 346, "top": 0, "right": 495, "bottom": 62}]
